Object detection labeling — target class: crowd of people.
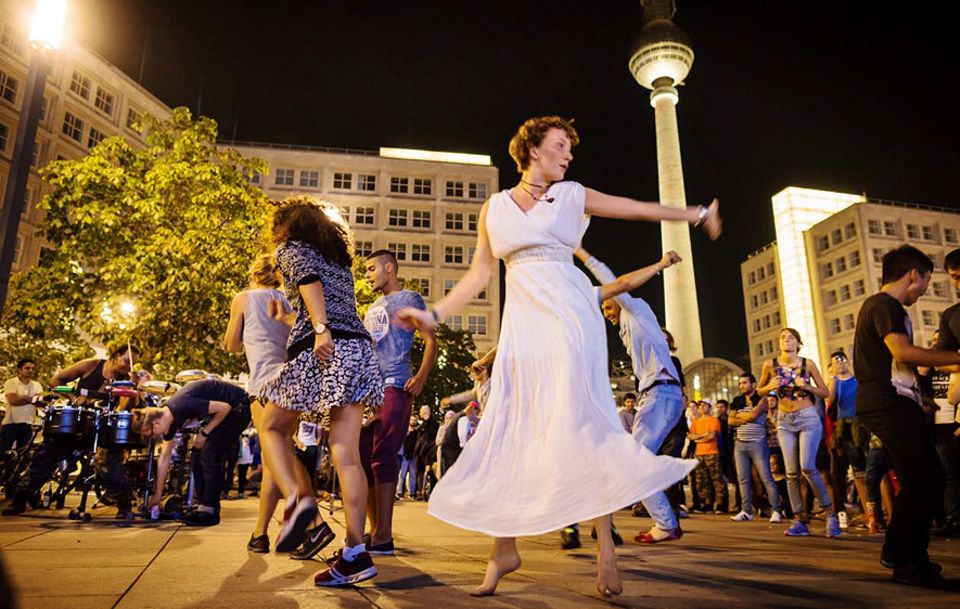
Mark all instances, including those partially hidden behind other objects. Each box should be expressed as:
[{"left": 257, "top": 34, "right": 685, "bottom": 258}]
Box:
[{"left": 0, "top": 114, "right": 955, "bottom": 594}]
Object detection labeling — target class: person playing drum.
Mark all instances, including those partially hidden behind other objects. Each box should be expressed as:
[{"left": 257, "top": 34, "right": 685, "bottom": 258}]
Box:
[
  {"left": 2, "top": 344, "right": 140, "bottom": 517},
  {"left": 141, "top": 378, "right": 252, "bottom": 526}
]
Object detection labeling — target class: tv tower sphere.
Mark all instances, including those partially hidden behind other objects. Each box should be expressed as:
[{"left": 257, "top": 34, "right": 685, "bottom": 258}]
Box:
[{"left": 629, "top": 11, "right": 695, "bottom": 104}]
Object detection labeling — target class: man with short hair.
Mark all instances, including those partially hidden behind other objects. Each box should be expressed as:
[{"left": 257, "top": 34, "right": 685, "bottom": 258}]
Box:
[
  {"left": 1, "top": 359, "right": 43, "bottom": 452},
  {"left": 360, "top": 250, "right": 437, "bottom": 556},
  {"left": 729, "top": 373, "right": 783, "bottom": 523},
  {"left": 854, "top": 245, "right": 958, "bottom": 588},
  {"left": 826, "top": 350, "right": 870, "bottom": 527},
  {"left": 439, "top": 402, "right": 479, "bottom": 475},
  {"left": 618, "top": 393, "right": 637, "bottom": 434},
  {"left": 689, "top": 401, "right": 726, "bottom": 514}
]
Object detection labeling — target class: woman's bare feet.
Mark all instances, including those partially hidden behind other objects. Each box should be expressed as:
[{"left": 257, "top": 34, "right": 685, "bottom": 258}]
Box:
[
  {"left": 596, "top": 547, "right": 623, "bottom": 597},
  {"left": 471, "top": 539, "right": 521, "bottom": 597}
]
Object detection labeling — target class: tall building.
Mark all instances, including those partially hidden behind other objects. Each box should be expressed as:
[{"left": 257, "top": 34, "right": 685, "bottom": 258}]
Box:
[
  {"left": 628, "top": 0, "right": 703, "bottom": 366},
  {"left": 742, "top": 187, "right": 960, "bottom": 376},
  {"left": 225, "top": 142, "right": 501, "bottom": 354},
  {"left": 0, "top": 3, "right": 171, "bottom": 272}
]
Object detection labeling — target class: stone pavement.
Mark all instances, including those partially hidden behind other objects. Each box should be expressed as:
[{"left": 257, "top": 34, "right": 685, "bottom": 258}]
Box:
[{"left": 0, "top": 496, "right": 957, "bottom": 609}]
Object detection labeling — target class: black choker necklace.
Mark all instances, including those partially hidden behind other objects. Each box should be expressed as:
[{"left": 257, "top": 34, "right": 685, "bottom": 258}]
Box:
[
  {"left": 521, "top": 179, "right": 550, "bottom": 189},
  {"left": 518, "top": 181, "right": 555, "bottom": 204}
]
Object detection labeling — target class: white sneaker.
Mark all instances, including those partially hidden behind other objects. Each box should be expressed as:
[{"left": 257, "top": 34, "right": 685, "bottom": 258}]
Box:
[
  {"left": 769, "top": 511, "right": 784, "bottom": 524},
  {"left": 730, "top": 511, "right": 753, "bottom": 522}
]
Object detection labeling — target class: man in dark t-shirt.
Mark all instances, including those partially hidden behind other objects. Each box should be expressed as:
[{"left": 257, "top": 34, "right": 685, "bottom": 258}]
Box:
[
  {"left": 853, "top": 245, "right": 959, "bottom": 588},
  {"left": 143, "top": 379, "right": 251, "bottom": 526}
]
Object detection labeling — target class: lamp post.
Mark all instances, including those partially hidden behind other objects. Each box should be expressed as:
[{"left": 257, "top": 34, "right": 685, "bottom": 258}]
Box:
[{"left": 0, "top": 0, "right": 68, "bottom": 315}]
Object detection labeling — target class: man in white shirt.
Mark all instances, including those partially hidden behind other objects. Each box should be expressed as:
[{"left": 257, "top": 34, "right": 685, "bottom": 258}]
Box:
[{"left": 1, "top": 359, "right": 43, "bottom": 452}]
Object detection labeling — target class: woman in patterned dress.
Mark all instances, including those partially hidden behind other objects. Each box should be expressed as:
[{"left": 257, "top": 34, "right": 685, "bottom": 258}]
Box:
[{"left": 258, "top": 197, "right": 384, "bottom": 586}]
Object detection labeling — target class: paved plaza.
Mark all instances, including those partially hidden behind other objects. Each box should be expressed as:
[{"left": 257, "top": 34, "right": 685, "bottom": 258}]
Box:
[{"left": 0, "top": 497, "right": 957, "bottom": 609}]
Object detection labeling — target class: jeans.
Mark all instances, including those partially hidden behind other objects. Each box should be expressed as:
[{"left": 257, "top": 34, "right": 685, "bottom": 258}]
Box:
[
  {"left": 865, "top": 442, "right": 892, "bottom": 505},
  {"left": 777, "top": 407, "right": 832, "bottom": 516},
  {"left": 860, "top": 396, "right": 944, "bottom": 566},
  {"left": 191, "top": 406, "right": 251, "bottom": 511},
  {"left": 935, "top": 424, "right": 960, "bottom": 524},
  {"left": 0, "top": 424, "right": 32, "bottom": 452},
  {"left": 734, "top": 440, "right": 782, "bottom": 514},
  {"left": 633, "top": 384, "right": 685, "bottom": 530},
  {"left": 397, "top": 456, "right": 417, "bottom": 496}
]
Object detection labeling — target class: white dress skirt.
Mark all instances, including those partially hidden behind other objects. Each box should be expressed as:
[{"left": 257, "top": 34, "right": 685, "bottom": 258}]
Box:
[{"left": 428, "top": 181, "right": 697, "bottom": 536}]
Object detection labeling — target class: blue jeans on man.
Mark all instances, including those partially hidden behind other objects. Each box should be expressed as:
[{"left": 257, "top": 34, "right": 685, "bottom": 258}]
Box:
[
  {"left": 633, "top": 383, "right": 685, "bottom": 531},
  {"left": 734, "top": 440, "right": 782, "bottom": 515}
]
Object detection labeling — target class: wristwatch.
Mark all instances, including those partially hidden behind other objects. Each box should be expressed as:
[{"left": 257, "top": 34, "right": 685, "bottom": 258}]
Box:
[
  {"left": 199, "top": 429, "right": 209, "bottom": 438},
  {"left": 314, "top": 322, "right": 328, "bottom": 335}
]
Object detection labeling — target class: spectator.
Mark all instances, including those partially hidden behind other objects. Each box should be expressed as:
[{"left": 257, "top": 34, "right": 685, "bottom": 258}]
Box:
[
  {"left": 618, "top": 393, "right": 638, "bottom": 434},
  {"left": 728, "top": 373, "right": 783, "bottom": 523},
  {"left": 435, "top": 410, "right": 456, "bottom": 477},
  {"left": 687, "top": 401, "right": 726, "bottom": 513},
  {"left": 439, "top": 403, "right": 480, "bottom": 476},
  {"left": 1, "top": 359, "right": 43, "bottom": 452},
  {"left": 864, "top": 433, "right": 894, "bottom": 534},
  {"left": 397, "top": 415, "right": 418, "bottom": 499},
  {"left": 826, "top": 351, "right": 869, "bottom": 528},
  {"left": 236, "top": 426, "right": 256, "bottom": 499},
  {"left": 412, "top": 406, "right": 438, "bottom": 499},
  {"left": 715, "top": 399, "right": 738, "bottom": 513}
]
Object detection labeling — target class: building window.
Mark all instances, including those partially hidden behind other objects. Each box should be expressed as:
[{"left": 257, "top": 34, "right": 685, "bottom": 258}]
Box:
[
  {"left": 412, "top": 210, "right": 431, "bottom": 228},
  {"left": 844, "top": 222, "right": 857, "bottom": 239},
  {"left": 830, "top": 318, "right": 842, "bottom": 335},
  {"left": 883, "top": 221, "right": 897, "bottom": 237},
  {"left": 773, "top": 311, "right": 781, "bottom": 325},
  {"left": 835, "top": 256, "right": 847, "bottom": 274},
  {"left": 445, "top": 181, "right": 464, "bottom": 198},
  {"left": 358, "top": 174, "right": 377, "bottom": 192},
  {"left": 69, "top": 71, "right": 92, "bottom": 100},
  {"left": 922, "top": 310, "right": 937, "bottom": 327},
  {"left": 760, "top": 291, "right": 768, "bottom": 305},
  {"left": 839, "top": 285, "right": 851, "bottom": 301},
  {"left": 411, "top": 244, "right": 431, "bottom": 262},
  {"left": 868, "top": 219, "right": 881, "bottom": 235},
  {"left": 767, "top": 262, "right": 775, "bottom": 277},
  {"left": 126, "top": 108, "right": 143, "bottom": 133},
  {"left": 448, "top": 315, "right": 464, "bottom": 331},
  {"left": 815, "top": 235, "right": 829, "bottom": 253},
  {"left": 355, "top": 207, "right": 375, "bottom": 225},
  {"left": 933, "top": 282, "right": 949, "bottom": 299},
  {"left": 388, "top": 209, "right": 408, "bottom": 227},
  {"left": 94, "top": 88, "right": 115, "bottom": 116},
  {"left": 921, "top": 225, "right": 934, "bottom": 241},
  {"left": 468, "top": 213, "right": 479, "bottom": 232},
  {"left": 765, "top": 339, "right": 775, "bottom": 354},
  {"left": 274, "top": 168, "right": 295, "bottom": 186},
  {"left": 445, "top": 245, "right": 465, "bottom": 265},
  {"left": 825, "top": 290, "right": 837, "bottom": 306},
  {"left": 853, "top": 279, "right": 866, "bottom": 296},
  {"left": 62, "top": 112, "right": 84, "bottom": 142},
  {"left": 907, "top": 224, "right": 920, "bottom": 240},
  {"left": 0, "top": 69, "right": 18, "bottom": 104},
  {"left": 831, "top": 228, "right": 843, "bottom": 246},
  {"left": 843, "top": 314, "right": 855, "bottom": 331},
  {"left": 390, "top": 177, "right": 409, "bottom": 193},
  {"left": 333, "top": 172, "right": 352, "bottom": 190},
  {"left": 872, "top": 248, "right": 884, "bottom": 264},
  {"left": 387, "top": 242, "right": 407, "bottom": 261},
  {"left": 0, "top": 123, "right": 8, "bottom": 152},
  {"left": 753, "top": 319, "right": 761, "bottom": 333},
  {"left": 946, "top": 228, "right": 959, "bottom": 244},
  {"left": 750, "top": 294, "right": 759, "bottom": 309},
  {"left": 408, "top": 277, "right": 430, "bottom": 298},
  {"left": 30, "top": 139, "right": 45, "bottom": 167},
  {"left": 444, "top": 279, "right": 456, "bottom": 295},
  {"left": 467, "top": 315, "right": 487, "bottom": 335},
  {"left": 299, "top": 170, "right": 319, "bottom": 188},
  {"left": 849, "top": 250, "right": 861, "bottom": 268},
  {"left": 822, "top": 262, "right": 833, "bottom": 280},
  {"left": 0, "top": 23, "right": 25, "bottom": 55},
  {"left": 476, "top": 286, "right": 488, "bottom": 300},
  {"left": 468, "top": 182, "right": 487, "bottom": 200},
  {"left": 762, "top": 314, "right": 771, "bottom": 330},
  {"left": 355, "top": 241, "right": 373, "bottom": 258},
  {"left": 414, "top": 178, "right": 432, "bottom": 195},
  {"left": 445, "top": 212, "right": 464, "bottom": 231},
  {"left": 748, "top": 271, "right": 756, "bottom": 286},
  {"left": 756, "top": 343, "right": 764, "bottom": 357},
  {"left": 770, "top": 285, "right": 778, "bottom": 300},
  {"left": 757, "top": 266, "right": 766, "bottom": 281},
  {"left": 87, "top": 127, "right": 105, "bottom": 149}
]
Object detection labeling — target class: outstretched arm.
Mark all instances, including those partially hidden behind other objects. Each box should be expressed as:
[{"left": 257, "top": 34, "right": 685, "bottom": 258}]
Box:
[
  {"left": 575, "top": 247, "right": 682, "bottom": 303},
  {"left": 584, "top": 190, "right": 722, "bottom": 240}
]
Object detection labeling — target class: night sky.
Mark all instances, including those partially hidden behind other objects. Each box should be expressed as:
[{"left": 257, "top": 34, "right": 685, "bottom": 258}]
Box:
[{"left": 67, "top": 0, "right": 960, "bottom": 369}]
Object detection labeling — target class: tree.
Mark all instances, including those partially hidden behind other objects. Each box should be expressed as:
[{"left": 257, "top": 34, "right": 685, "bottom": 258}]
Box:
[{"left": 0, "top": 108, "right": 269, "bottom": 378}]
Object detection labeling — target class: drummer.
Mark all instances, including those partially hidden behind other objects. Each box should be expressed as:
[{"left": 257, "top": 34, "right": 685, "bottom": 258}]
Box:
[
  {"left": 142, "top": 378, "right": 251, "bottom": 526},
  {"left": 2, "top": 344, "right": 140, "bottom": 517}
]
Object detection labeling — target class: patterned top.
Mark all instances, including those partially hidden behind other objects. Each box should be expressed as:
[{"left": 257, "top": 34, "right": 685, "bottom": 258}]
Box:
[{"left": 274, "top": 240, "right": 370, "bottom": 357}]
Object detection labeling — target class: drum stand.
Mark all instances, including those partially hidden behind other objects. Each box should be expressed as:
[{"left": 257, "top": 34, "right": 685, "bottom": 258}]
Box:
[
  {"left": 137, "top": 435, "right": 158, "bottom": 518},
  {"left": 68, "top": 431, "right": 101, "bottom": 522}
]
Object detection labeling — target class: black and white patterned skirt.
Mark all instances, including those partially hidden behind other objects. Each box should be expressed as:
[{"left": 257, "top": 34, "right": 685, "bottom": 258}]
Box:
[{"left": 260, "top": 338, "right": 384, "bottom": 413}]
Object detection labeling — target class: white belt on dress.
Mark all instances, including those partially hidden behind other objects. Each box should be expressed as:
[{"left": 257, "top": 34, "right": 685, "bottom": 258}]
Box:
[{"left": 504, "top": 244, "right": 573, "bottom": 269}]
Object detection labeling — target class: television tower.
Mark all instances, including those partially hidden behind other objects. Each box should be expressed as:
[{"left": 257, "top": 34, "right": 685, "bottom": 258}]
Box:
[{"left": 629, "top": 0, "right": 703, "bottom": 365}]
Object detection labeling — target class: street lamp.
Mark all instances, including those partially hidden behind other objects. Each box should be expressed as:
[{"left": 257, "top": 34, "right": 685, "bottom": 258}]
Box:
[{"left": 0, "top": 0, "right": 68, "bottom": 315}]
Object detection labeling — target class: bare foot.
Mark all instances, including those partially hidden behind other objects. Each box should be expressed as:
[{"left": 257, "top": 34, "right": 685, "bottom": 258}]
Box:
[
  {"left": 596, "top": 549, "right": 623, "bottom": 597},
  {"left": 471, "top": 549, "right": 521, "bottom": 597}
]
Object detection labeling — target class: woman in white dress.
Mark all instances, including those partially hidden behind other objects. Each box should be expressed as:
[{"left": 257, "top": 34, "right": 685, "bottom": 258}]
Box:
[{"left": 399, "top": 116, "right": 722, "bottom": 597}]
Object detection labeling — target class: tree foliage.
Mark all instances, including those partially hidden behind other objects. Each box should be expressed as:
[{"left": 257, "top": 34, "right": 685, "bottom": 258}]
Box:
[{"left": 0, "top": 108, "right": 269, "bottom": 378}]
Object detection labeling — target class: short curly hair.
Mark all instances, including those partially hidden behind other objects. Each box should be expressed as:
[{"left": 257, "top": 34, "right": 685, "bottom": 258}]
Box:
[{"left": 507, "top": 116, "right": 579, "bottom": 173}]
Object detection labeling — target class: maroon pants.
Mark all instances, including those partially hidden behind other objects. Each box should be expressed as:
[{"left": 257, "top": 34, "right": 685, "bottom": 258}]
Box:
[{"left": 360, "top": 387, "right": 412, "bottom": 485}]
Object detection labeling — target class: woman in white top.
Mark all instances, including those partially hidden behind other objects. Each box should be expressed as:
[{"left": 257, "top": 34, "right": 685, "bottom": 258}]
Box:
[
  {"left": 399, "top": 116, "right": 721, "bottom": 597},
  {"left": 224, "top": 254, "right": 292, "bottom": 552}
]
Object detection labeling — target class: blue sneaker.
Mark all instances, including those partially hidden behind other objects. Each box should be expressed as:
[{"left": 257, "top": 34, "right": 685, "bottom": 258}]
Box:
[
  {"left": 826, "top": 515, "right": 841, "bottom": 538},
  {"left": 784, "top": 520, "right": 809, "bottom": 537}
]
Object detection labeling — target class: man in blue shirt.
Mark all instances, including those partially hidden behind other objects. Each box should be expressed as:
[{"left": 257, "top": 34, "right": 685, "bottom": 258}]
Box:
[
  {"left": 827, "top": 351, "right": 869, "bottom": 528},
  {"left": 361, "top": 250, "right": 437, "bottom": 555}
]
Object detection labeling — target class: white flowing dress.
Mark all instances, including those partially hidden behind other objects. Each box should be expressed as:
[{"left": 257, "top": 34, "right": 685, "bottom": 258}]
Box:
[{"left": 428, "top": 181, "right": 697, "bottom": 536}]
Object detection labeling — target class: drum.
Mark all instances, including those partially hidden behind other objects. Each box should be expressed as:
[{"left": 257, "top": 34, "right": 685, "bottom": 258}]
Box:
[
  {"left": 43, "top": 406, "right": 98, "bottom": 439},
  {"left": 99, "top": 411, "right": 146, "bottom": 449}
]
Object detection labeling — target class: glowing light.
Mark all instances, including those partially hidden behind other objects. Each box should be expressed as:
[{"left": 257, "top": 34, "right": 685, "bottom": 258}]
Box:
[
  {"left": 771, "top": 187, "right": 865, "bottom": 366},
  {"left": 119, "top": 300, "right": 136, "bottom": 317},
  {"left": 629, "top": 41, "right": 694, "bottom": 90},
  {"left": 29, "top": 0, "right": 68, "bottom": 51},
  {"left": 650, "top": 86, "right": 679, "bottom": 108},
  {"left": 379, "top": 147, "right": 491, "bottom": 166}
]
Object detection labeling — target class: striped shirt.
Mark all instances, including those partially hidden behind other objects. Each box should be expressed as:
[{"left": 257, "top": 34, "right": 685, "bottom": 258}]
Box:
[{"left": 731, "top": 392, "right": 767, "bottom": 443}]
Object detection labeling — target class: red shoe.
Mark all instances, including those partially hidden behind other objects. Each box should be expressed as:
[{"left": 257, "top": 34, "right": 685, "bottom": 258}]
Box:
[
  {"left": 315, "top": 549, "right": 377, "bottom": 587},
  {"left": 635, "top": 527, "right": 683, "bottom": 544}
]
